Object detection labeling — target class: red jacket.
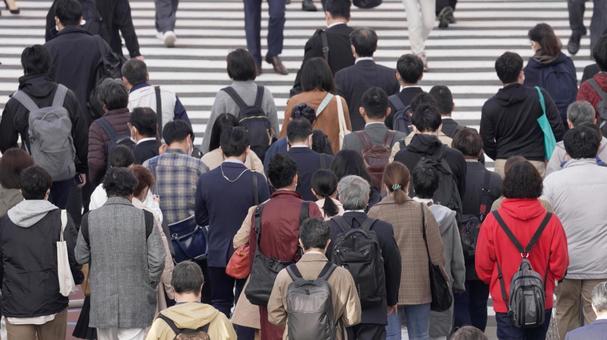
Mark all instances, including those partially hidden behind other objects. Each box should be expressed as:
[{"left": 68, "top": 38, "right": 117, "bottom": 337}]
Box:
[
  {"left": 577, "top": 72, "right": 607, "bottom": 117},
  {"left": 475, "top": 198, "right": 568, "bottom": 313}
]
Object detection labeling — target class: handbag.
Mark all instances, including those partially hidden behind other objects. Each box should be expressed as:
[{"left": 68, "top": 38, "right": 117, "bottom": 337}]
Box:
[
  {"left": 336, "top": 95, "right": 351, "bottom": 150},
  {"left": 420, "top": 204, "right": 452, "bottom": 312},
  {"left": 57, "top": 210, "right": 76, "bottom": 297},
  {"left": 535, "top": 86, "right": 557, "bottom": 160},
  {"left": 168, "top": 216, "right": 208, "bottom": 263}
]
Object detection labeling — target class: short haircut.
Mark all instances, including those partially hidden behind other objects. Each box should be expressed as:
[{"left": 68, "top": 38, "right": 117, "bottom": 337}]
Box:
[
  {"left": 593, "top": 34, "right": 607, "bottom": 72},
  {"left": 396, "top": 54, "right": 424, "bottom": 84},
  {"left": 412, "top": 104, "right": 442, "bottom": 132},
  {"left": 451, "top": 326, "right": 488, "bottom": 340},
  {"left": 452, "top": 128, "right": 483, "bottom": 157},
  {"left": 0, "top": 148, "right": 34, "bottom": 189},
  {"left": 410, "top": 92, "right": 438, "bottom": 113},
  {"left": 268, "top": 154, "right": 298, "bottom": 189},
  {"left": 567, "top": 101, "right": 596, "bottom": 126},
  {"left": 121, "top": 59, "right": 148, "bottom": 86},
  {"left": 495, "top": 52, "right": 523, "bottom": 84},
  {"left": 21, "top": 45, "right": 51, "bottom": 75},
  {"left": 350, "top": 27, "right": 377, "bottom": 57},
  {"left": 429, "top": 85, "right": 454, "bottom": 115},
  {"left": 564, "top": 124, "right": 601, "bottom": 159},
  {"left": 171, "top": 261, "right": 204, "bottom": 294},
  {"left": 291, "top": 103, "right": 317, "bottom": 125},
  {"left": 20, "top": 166, "right": 52, "bottom": 200},
  {"left": 55, "top": 0, "right": 82, "bottom": 26},
  {"left": 361, "top": 87, "right": 389, "bottom": 119},
  {"left": 337, "top": 175, "right": 370, "bottom": 210},
  {"left": 226, "top": 48, "right": 256, "bottom": 81},
  {"left": 97, "top": 78, "right": 129, "bottom": 111},
  {"left": 103, "top": 167, "right": 138, "bottom": 198},
  {"left": 130, "top": 107, "right": 157, "bottom": 137},
  {"left": 331, "top": 149, "right": 373, "bottom": 184},
  {"left": 299, "top": 218, "right": 330, "bottom": 250},
  {"left": 592, "top": 281, "right": 607, "bottom": 313},
  {"left": 301, "top": 57, "right": 335, "bottom": 93},
  {"left": 163, "top": 120, "right": 193, "bottom": 145},
  {"left": 209, "top": 113, "right": 239, "bottom": 151},
  {"left": 287, "top": 118, "right": 313, "bottom": 143},
  {"left": 412, "top": 161, "right": 439, "bottom": 199},
  {"left": 109, "top": 145, "right": 135, "bottom": 168},
  {"left": 130, "top": 165, "right": 155, "bottom": 198},
  {"left": 220, "top": 126, "right": 249, "bottom": 157},
  {"left": 324, "top": 0, "right": 351, "bottom": 20},
  {"left": 502, "top": 160, "right": 543, "bottom": 199},
  {"left": 528, "top": 23, "right": 562, "bottom": 58}
]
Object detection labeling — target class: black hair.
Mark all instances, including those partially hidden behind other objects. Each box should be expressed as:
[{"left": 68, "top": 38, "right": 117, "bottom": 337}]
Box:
[
  {"left": 528, "top": 23, "right": 562, "bottom": 58},
  {"left": 226, "top": 48, "right": 257, "bottom": 81},
  {"left": 299, "top": 218, "right": 330, "bottom": 250},
  {"left": 301, "top": 57, "right": 335, "bottom": 93},
  {"left": 121, "top": 59, "right": 148, "bottom": 86},
  {"left": 98, "top": 78, "right": 129, "bottom": 111},
  {"left": 429, "top": 85, "right": 454, "bottom": 115},
  {"left": 412, "top": 104, "right": 442, "bottom": 132},
  {"left": 20, "top": 166, "right": 52, "bottom": 200},
  {"left": 171, "top": 261, "right": 204, "bottom": 294},
  {"left": 0, "top": 148, "right": 34, "bottom": 189},
  {"left": 451, "top": 326, "right": 488, "bottom": 340},
  {"left": 287, "top": 118, "right": 313, "bottom": 143},
  {"left": 563, "top": 123, "right": 601, "bottom": 159},
  {"left": 268, "top": 154, "right": 298, "bottom": 189},
  {"left": 323, "top": 0, "right": 351, "bottom": 20},
  {"left": 209, "top": 114, "right": 239, "bottom": 151},
  {"left": 162, "top": 120, "right": 193, "bottom": 145},
  {"left": 311, "top": 169, "right": 339, "bottom": 217},
  {"left": 410, "top": 92, "right": 438, "bottom": 113},
  {"left": 350, "top": 27, "right": 377, "bottom": 57},
  {"left": 109, "top": 145, "right": 135, "bottom": 168},
  {"left": 130, "top": 107, "right": 157, "bottom": 138},
  {"left": 21, "top": 45, "right": 51, "bottom": 75},
  {"left": 312, "top": 130, "right": 334, "bottom": 155},
  {"left": 361, "top": 87, "right": 389, "bottom": 119},
  {"left": 452, "top": 127, "right": 483, "bottom": 158},
  {"left": 396, "top": 54, "right": 424, "bottom": 84},
  {"left": 502, "top": 160, "right": 543, "bottom": 199},
  {"left": 220, "top": 126, "right": 249, "bottom": 157},
  {"left": 55, "top": 0, "right": 82, "bottom": 26},
  {"left": 331, "top": 149, "right": 373, "bottom": 184},
  {"left": 411, "top": 161, "right": 439, "bottom": 199},
  {"left": 495, "top": 52, "right": 523, "bottom": 84},
  {"left": 103, "top": 167, "right": 138, "bottom": 198},
  {"left": 593, "top": 35, "right": 607, "bottom": 72},
  {"left": 291, "top": 103, "right": 317, "bottom": 125}
]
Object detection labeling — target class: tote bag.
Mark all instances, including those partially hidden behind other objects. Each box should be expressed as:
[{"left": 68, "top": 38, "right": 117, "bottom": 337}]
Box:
[
  {"left": 535, "top": 86, "right": 557, "bottom": 160},
  {"left": 336, "top": 95, "right": 351, "bottom": 150},
  {"left": 57, "top": 210, "right": 76, "bottom": 297}
]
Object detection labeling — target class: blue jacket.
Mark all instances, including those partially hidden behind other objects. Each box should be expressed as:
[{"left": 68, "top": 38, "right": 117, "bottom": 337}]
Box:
[
  {"left": 287, "top": 147, "right": 334, "bottom": 202},
  {"left": 565, "top": 319, "right": 607, "bottom": 340}
]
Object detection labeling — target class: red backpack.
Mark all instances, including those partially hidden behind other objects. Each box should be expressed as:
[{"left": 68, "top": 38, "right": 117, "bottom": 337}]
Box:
[{"left": 356, "top": 131, "right": 396, "bottom": 190}]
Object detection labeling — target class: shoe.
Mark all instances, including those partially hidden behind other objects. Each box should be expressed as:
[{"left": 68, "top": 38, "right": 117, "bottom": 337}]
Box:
[
  {"left": 437, "top": 6, "right": 452, "bottom": 29},
  {"left": 3, "top": 0, "right": 19, "bottom": 14},
  {"left": 302, "top": 0, "right": 317, "bottom": 11},
  {"left": 567, "top": 33, "right": 581, "bottom": 55},
  {"left": 256, "top": 64, "right": 263, "bottom": 76},
  {"left": 446, "top": 9, "right": 456, "bottom": 24},
  {"left": 265, "top": 55, "right": 288, "bottom": 75}
]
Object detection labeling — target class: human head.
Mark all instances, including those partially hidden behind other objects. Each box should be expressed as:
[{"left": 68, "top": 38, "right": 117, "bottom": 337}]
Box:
[
  {"left": 220, "top": 126, "right": 249, "bottom": 159},
  {"left": 312, "top": 130, "right": 334, "bottom": 155},
  {"left": 528, "top": 23, "right": 561, "bottom": 57},
  {"left": 301, "top": 58, "right": 335, "bottom": 93},
  {"left": 452, "top": 128, "right": 483, "bottom": 159},
  {"left": 226, "top": 48, "right": 257, "bottom": 81},
  {"left": 412, "top": 161, "right": 439, "bottom": 199},
  {"left": 287, "top": 118, "right": 313, "bottom": 146},
  {"left": 109, "top": 145, "right": 135, "bottom": 168},
  {"left": 504, "top": 155, "right": 527, "bottom": 175},
  {"left": 311, "top": 169, "right": 339, "bottom": 217},
  {"left": 337, "top": 175, "right": 370, "bottom": 211},
  {"left": 429, "top": 85, "right": 454, "bottom": 116},
  {"left": 495, "top": 52, "right": 524, "bottom": 84},
  {"left": 171, "top": 261, "right": 205, "bottom": 299},
  {"left": 130, "top": 165, "right": 155, "bottom": 200},
  {"left": 567, "top": 101, "right": 596, "bottom": 128},
  {"left": 331, "top": 150, "right": 373, "bottom": 184},
  {"left": 21, "top": 45, "right": 51, "bottom": 76},
  {"left": 350, "top": 27, "right": 377, "bottom": 58},
  {"left": 396, "top": 54, "right": 424, "bottom": 85},
  {"left": 0, "top": 148, "right": 34, "bottom": 189},
  {"left": 20, "top": 166, "right": 52, "bottom": 200},
  {"left": 121, "top": 59, "right": 149, "bottom": 89},
  {"left": 594, "top": 35, "right": 607, "bottom": 72},
  {"left": 412, "top": 104, "right": 442, "bottom": 133},
  {"left": 591, "top": 281, "right": 607, "bottom": 315},
  {"left": 54, "top": 0, "right": 82, "bottom": 28},
  {"left": 564, "top": 124, "right": 601, "bottom": 159},
  {"left": 360, "top": 87, "right": 390, "bottom": 121},
  {"left": 502, "top": 160, "right": 543, "bottom": 199},
  {"left": 324, "top": 0, "right": 351, "bottom": 22},
  {"left": 291, "top": 103, "right": 317, "bottom": 125},
  {"left": 299, "top": 218, "right": 331, "bottom": 251},
  {"left": 209, "top": 114, "right": 239, "bottom": 151},
  {"left": 410, "top": 92, "right": 438, "bottom": 113},
  {"left": 268, "top": 154, "right": 298, "bottom": 190},
  {"left": 451, "top": 326, "right": 488, "bottom": 340},
  {"left": 162, "top": 120, "right": 194, "bottom": 151},
  {"left": 129, "top": 107, "right": 157, "bottom": 140},
  {"left": 383, "top": 162, "right": 410, "bottom": 204},
  {"left": 103, "top": 167, "right": 138, "bottom": 198},
  {"left": 97, "top": 78, "right": 129, "bottom": 112}
]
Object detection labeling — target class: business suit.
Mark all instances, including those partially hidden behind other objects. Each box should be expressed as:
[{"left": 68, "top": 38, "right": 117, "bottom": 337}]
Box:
[
  {"left": 335, "top": 60, "right": 400, "bottom": 131},
  {"left": 287, "top": 147, "right": 334, "bottom": 202},
  {"left": 342, "top": 123, "right": 407, "bottom": 155},
  {"left": 244, "top": 0, "right": 287, "bottom": 65},
  {"left": 134, "top": 138, "right": 160, "bottom": 165},
  {"left": 565, "top": 319, "right": 607, "bottom": 340}
]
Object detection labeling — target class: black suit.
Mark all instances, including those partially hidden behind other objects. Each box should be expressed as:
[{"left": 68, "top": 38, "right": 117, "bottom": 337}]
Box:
[
  {"left": 292, "top": 24, "right": 355, "bottom": 94},
  {"left": 385, "top": 87, "right": 424, "bottom": 129},
  {"left": 335, "top": 60, "right": 400, "bottom": 131},
  {"left": 134, "top": 139, "right": 160, "bottom": 165},
  {"left": 287, "top": 147, "right": 334, "bottom": 201}
]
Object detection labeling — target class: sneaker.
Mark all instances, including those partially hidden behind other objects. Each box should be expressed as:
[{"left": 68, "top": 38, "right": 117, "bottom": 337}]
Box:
[
  {"left": 567, "top": 32, "right": 582, "bottom": 55},
  {"left": 162, "top": 31, "right": 177, "bottom": 47}
]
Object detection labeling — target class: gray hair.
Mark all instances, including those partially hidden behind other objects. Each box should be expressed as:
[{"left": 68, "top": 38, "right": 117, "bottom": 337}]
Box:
[
  {"left": 592, "top": 281, "right": 607, "bottom": 312},
  {"left": 567, "top": 101, "right": 596, "bottom": 127},
  {"left": 337, "top": 175, "right": 370, "bottom": 211}
]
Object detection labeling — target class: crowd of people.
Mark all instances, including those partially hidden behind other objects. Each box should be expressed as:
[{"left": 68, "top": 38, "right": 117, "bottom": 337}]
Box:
[{"left": 3, "top": 0, "right": 607, "bottom": 339}]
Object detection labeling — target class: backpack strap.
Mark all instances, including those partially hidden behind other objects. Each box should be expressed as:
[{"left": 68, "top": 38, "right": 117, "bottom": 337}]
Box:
[
  {"left": 360, "top": 218, "right": 377, "bottom": 232},
  {"left": 143, "top": 210, "right": 154, "bottom": 239},
  {"left": 252, "top": 173, "right": 259, "bottom": 206},
  {"left": 588, "top": 78, "right": 607, "bottom": 102},
  {"left": 524, "top": 213, "right": 553, "bottom": 254},
  {"left": 316, "top": 92, "right": 334, "bottom": 116},
  {"left": 300, "top": 202, "right": 310, "bottom": 224},
  {"left": 383, "top": 130, "right": 396, "bottom": 147},
  {"left": 97, "top": 117, "right": 118, "bottom": 143},
  {"left": 399, "top": 139, "right": 406, "bottom": 151},
  {"left": 317, "top": 29, "right": 329, "bottom": 60},
  {"left": 52, "top": 85, "right": 69, "bottom": 108},
  {"left": 222, "top": 87, "right": 248, "bottom": 111},
  {"left": 158, "top": 314, "right": 182, "bottom": 335},
  {"left": 492, "top": 211, "right": 525, "bottom": 254},
  {"left": 11, "top": 90, "right": 40, "bottom": 112},
  {"left": 493, "top": 211, "right": 552, "bottom": 256},
  {"left": 332, "top": 216, "right": 351, "bottom": 234},
  {"left": 388, "top": 95, "right": 405, "bottom": 112},
  {"left": 355, "top": 131, "right": 374, "bottom": 151},
  {"left": 286, "top": 263, "right": 304, "bottom": 282},
  {"left": 155, "top": 86, "right": 163, "bottom": 138},
  {"left": 318, "top": 262, "right": 337, "bottom": 281},
  {"left": 254, "top": 85, "right": 264, "bottom": 109}
]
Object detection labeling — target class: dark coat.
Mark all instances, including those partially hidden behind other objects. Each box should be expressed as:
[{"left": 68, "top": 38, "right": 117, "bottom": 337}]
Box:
[
  {"left": 386, "top": 87, "right": 424, "bottom": 129},
  {"left": 96, "top": 0, "right": 141, "bottom": 58},
  {"left": 326, "top": 211, "right": 401, "bottom": 325},
  {"left": 480, "top": 84, "right": 565, "bottom": 162},
  {"left": 582, "top": 63, "right": 600, "bottom": 83},
  {"left": 287, "top": 147, "right": 334, "bottom": 201},
  {"left": 335, "top": 60, "right": 400, "bottom": 131},
  {"left": 134, "top": 139, "right": 160, "bottom": 165},
  {"left": 441, "top": 117, "right": 465, "bottom": 139},
  {"left": 565, "top": 320, "right": 607, "bottom": 340},
  {"left": 45, "top": 0, "right": 100, "bottom": 42},
  {"left": 0, "top": 74, "right": 88, "bottom": 174}
]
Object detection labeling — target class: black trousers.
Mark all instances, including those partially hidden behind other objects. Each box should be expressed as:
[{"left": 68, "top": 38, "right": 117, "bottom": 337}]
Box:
[
  {"left": 453, "top": 279, "right": 490, "bottom": 331},
  {"left": 568, "top": 0, "right": 607, "bottom": 50},
  {"left": 347, "top": 323, "right": 387, "bottom": 340},
  {"left": 436, "top": 0, "right": 457, "bottom": 15}
]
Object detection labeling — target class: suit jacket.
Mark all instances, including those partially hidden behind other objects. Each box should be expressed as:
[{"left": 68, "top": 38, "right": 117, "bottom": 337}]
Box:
[
  {"left": 287, "top": 147, "right": 334, "bottom": 201},
  {"left": 386, "top": 87, "right": 424, "bottom": 129},
  {"left": 134, "top": 139, "right": 159, "bottom": 165},
  {"left": 565, "top": 319, "right": 607, "bottom": 340},
  {"left": 342, "top": 123, "right": 407, "bottom": 155},
  {"left": 326, "top": 211, "right": 401, "bottom": 325},
  {"left": 335, "top": 60, "right": 400, "bottom": 131}
]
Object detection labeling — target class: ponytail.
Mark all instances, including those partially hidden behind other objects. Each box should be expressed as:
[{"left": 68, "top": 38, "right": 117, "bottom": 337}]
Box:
[{"left": 383, "top": 162, "right": 410, "bottom": 205}]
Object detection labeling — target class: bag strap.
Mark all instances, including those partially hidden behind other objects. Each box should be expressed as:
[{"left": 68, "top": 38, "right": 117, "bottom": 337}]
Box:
[
  {"left": 254, "top": 204, "right": 265, "bottom": 247},
  {"left": 332, "top": 216, "right": 351, "bottom": 233},
  {"left": 155, "top": 86, "right": 162, "bottom": 139},
  {"left": 399, "top": 139, "right": 406, "bottom": 151},
  {"left": 143, "top": 210, "right": 154, "bottom": 239},
  {"left": 286, "top": 263, "right": 304, "bottom": 281},
  {"left": 252, "top": 173, "right": 259, "bottom": 206},
  {"left": 97, "top": 117, "right": 118, "bottom": 143},
  {"left": 388, "top": 95, "right": 405, "bottom": 112},
  {"left": 300, "top": 202, "right": 310, "bottom": 224},
  {"left": 383, "top": 130, "right": 396, "bottom": 147},
  {"left": 355, "top": 131, "right": 374, "bottom": 151},
  {"left": 222, "top": 87, "right": 248, "bottom": 110},
  {"left": 254, "top": 85, "right": 264, "bottom": 109},
  {"left": 158, "top": 314, "right": 181, "bottom": 335},
  {"left": 360, "top": 218, "right": 377, "bottom": 232},
  {"left": 318, "top": 29, "right": 329, "bottom": 60},
  {"left": 535, "top": 86, "right": 547, "bottom": 117},
  {"left": 60, "top": 210, "right": 68, "bottom": 242},
  {"left": 82, "top": 213, "right": 91, "bottom": 246},
  {"left": 496, "top": 261, "right": 509, "bottom": 310},
  {"left": 11, "top": 90, "right": 40, "bottom": 112},
  {"left": 525, "top": 213, "right": 552, "bottom": 254},
  {"left": 588, "top": 78, "right": 607, "bottom": 102},
  {"left": 316, "top": 92, "right": 334, "bottom": 117},
  {"left": 492, "top": 211, "right": 525, "bottom": 253},
  {"left": 52, "top": 85, "right": 69, "bottom": 108},
  {"left": 318, "top": 262, "right": 337, "bottom": 281},
  {"left": 420, "top": 203, "right": 432, "bottom": 262}
]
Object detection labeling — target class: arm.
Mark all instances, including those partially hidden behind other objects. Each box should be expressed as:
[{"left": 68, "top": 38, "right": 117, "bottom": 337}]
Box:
[
  {"left": 202, "top": 94, "right": 225, "bottom": 153},
  {"left": 75, "top": 215, "right": 91, "bottom": 265},
  {"left": 156, "top": 220, "right": 175, "bottom": 299},
  {"left": 549, "top": 217, "right": 569, "bottom": 282},
  {"left": 542, "top": 89, "right": 565, "bottom": 141},
  {"left": 264, "top": 88, "right": 280, "bottom": 138},
  {"left": 424, "top": 205, "right": 445, "bottom": 267},
  {"left": 114, "top": 0, "right": 141, "bottom": 58},
  {"left": 380, "top": 223, "right": 402, "bottom": 307},
  {"left": 545, "top": 144, "right": 565, "bottom": 176},
  {"left": 267, "top": 270, "right": 289, "bottom": 326},
  {"left": 449, "top": 217, "right": 466, "bottom": 292},
  {"left": 194, "top": 176, "right": 209, "bottom": 227},
  {"left": 479, "top": 103, "right": 497, "bottom": 160},
  {"left": 340, "top": 270, "right": 362, "bottom": 327},
  {"left": 147, "top": 224, "right": 166, "bottom": 288},
  {"left": 66, "top": 91, "right": 89, "bottom": 174},
  {"left": 173, "top": 96, "right": 190, "bottom": 123},
  {"left": 474, "top": 216, "right": 496, "bottom": 284},
  {"left": 233, "top": 207, "right": 255, "bottom": 248},
  {"left": 65, "top": 215, "right": 84, "bottom": 285},
  {"left": 0, "top": 103, "right": 19, "bottom": 152},
  {"left": 87, "top": 122, "right": 107, "bottom": 186}
]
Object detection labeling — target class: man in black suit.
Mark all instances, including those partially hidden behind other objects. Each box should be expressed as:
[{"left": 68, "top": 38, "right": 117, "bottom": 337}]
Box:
[
  {"left": 386, "top": 54, "right": 425, "bottom": 129},
  {"left": 129, "top": 107, "right": 160, "bottom": 164},
  {"left": 291, "top": 0, "right": 354, "bottom": 95},
  {"left": 335, "top": 28, "right": 400, "bottom": 131}
]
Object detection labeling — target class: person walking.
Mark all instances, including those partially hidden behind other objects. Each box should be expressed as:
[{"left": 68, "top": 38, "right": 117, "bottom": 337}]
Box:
[
  {"left": 154, "top": 0, "right": 179, "bottom": 46},
  {"left": 243, "top": 0, "right": 288, "bottom": 75},
  {"left": 402, "top": 0, "right": 435, "bottom": 70},
  {"left": 566, "top": 0, "right": 607, "bottom": 55}
]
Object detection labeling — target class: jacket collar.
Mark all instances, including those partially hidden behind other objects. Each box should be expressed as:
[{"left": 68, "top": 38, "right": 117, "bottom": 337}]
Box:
[
  {"left": 271, "top": 190, "right": 302, "bottom": 199},
  {"left": 299, "top": 252, "right": 329, "bottom": 263},
  {"left": 105, "top": 196, "right": 133, "bottom": 206},
  {"left": 57, "top": 26, "right": 91, "bottom": 37},
  {"left": 130, "top": 82, "right": 150, "bottom": 93},
  {"left": 563, "top": 158, "right": 600, "bottom": 169},
  {"left": 103, "top": 107, "right": 130, "bottom": 117}
]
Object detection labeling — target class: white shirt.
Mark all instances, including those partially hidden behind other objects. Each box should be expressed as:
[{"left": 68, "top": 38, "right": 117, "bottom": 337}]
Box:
[
  {"left": 365, "top": 122, "right": 385, "bottom": 128},
  {"left": 355, "top": 57, "right": 374, "bottom": 64},
  {"left": 327, "top": 21, "right": 347, "bottom": 29},
  {"left": 137, "top": 137, "right": 156, "bottom": 145}
]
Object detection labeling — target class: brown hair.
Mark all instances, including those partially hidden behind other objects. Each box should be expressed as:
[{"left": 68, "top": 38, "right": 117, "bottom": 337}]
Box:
[
  {"left": 0, "top": 148, "right": 34, "bottom": 189},
  {"left": 130, "top": 165, "right": 155, "bottom": 198},
  {"left": 383, "top": 162, "right": 410, "bottom": 204}
]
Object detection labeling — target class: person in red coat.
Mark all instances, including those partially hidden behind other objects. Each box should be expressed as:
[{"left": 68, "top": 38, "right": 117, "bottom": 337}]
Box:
[
  {"left": 475, "top": 158, "right": 569, "bottom": 340},
  {"left": 577, "top": 35, "right": 607, "bottom": 119}
]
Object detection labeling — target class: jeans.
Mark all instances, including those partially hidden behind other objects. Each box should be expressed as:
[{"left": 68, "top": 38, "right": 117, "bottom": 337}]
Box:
[
  {"left": 243, "top": 0, "right": 287, "bottom": 64},
  {"left": 495, "top": 310, "right": 552, "bottom": 340},
  {"left": 453, "top": 280, "right": 490, "bottom": 331},
  {"left": 155, "top": 0, "right": 179, "bottom": 32},
  {"left": 386, "top": 304, "right": 431, "bottom": 340}
]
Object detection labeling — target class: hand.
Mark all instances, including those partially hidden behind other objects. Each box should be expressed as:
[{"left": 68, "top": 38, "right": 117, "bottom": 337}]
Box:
[
  {"left": 77, "top": 173, "right": 87, "bottom": 188},
  {"left": 387, "top": 305, "right": 397, "bottom": 315}
]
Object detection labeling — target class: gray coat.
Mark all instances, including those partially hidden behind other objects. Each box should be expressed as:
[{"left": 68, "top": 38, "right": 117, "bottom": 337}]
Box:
[
  {"left": 341, "top": 123, "right": 406, "bottom": 154},
  {"left": 75, "top": 197, "right": 165, "bottom": 329}
]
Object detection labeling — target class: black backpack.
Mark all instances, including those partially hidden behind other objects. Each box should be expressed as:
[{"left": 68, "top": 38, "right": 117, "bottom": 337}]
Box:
[
  {"left": 158, "top": 313, "right": 210, "bottom": 340},
  {"left": 97, "top": 117, "right": 136, "bottom": 170},
  {"left": 459, "top": 171, "right": 493, "bottom": 258},
  {"left": 587, "top": 78, "right": 607, "bottom": 137},
  {"left": 222, "top": 86, "right": 272, "bottom": 161},
  {"left": 494, "top": 211, "right": 552, "bottom": 329},
  {"left": 330, "top": 216, "right": 386, "bottom": 307},
  {"left": 388, "top": 95, "right": 412, "bottom": 134},
  {"left": 413, "top": 147, "right": 462, "bottom": 215}
]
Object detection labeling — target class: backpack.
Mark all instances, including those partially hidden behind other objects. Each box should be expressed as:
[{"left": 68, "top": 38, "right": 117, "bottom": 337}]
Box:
[
  {"left": 12, "top": 85, "right": 76, "bottom": 181},
  {"left": 353, "top": 0, "right": 382, "bottom": 8},
  {"left": 587, "top": 78, "right": 607, "bottom": 137},
  {"left": 459, "top": 171, "right": 492, "bottom": 258},
  {"left": 413, "top": 147, "right": 462, "bottom": 215},
  {"left": 493, "top": 211, "right": 552, "bottom": 329},
  {"left": 539, "top": 61, "right": 577, "bottom": 122},
  {"left": 356, "top": 131, "right": 396, "bottom": 190},
  {"left": 286, "top": 262, "right": 337, "bottom": 340},
  {"left": 157, "top": 313, "right": 210, "bottom": 340},
  {"left": 222, "top": 86, "right": 272, "bottom": 161},
  {"left": 97, "top": 117, "right": 136, "bottom": 170},
  {"left": 330, "top": 216, "right": 386, "bottom": 307},
  {"left": 388, "top": 95, "right": 412, "bottom": 134}
]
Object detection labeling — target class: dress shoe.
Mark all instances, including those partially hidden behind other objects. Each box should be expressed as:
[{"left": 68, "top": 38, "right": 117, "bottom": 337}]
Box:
[
  {"left": 437, "top": 6, "right": 453, "bottom": 29},
  {"left": 568, "top": 33, "right": 581, "bottom": 55},
  {"left": 302, "top": 0, "right": 317, "bottom": 11},
  {"left": 265, "top": 55, "right": 288, "bottom": 75},
  {"left": 3, "top": 0, "right": 19, "bottom": 14},
  {"left": 256, "top": 64, "right": 263, "bottom": 76}
]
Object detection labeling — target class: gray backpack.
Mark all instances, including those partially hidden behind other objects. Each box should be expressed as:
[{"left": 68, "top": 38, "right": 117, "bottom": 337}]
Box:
[
  {"left": 12, "top": 85, "right": 76, "bottom": 181},
  {"left": 286, "top": 262, "right": 337, "bottom": 340}
]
